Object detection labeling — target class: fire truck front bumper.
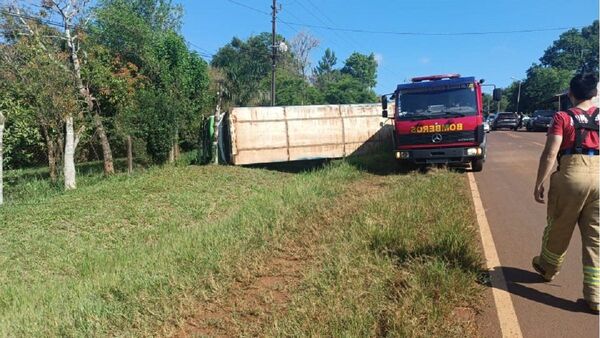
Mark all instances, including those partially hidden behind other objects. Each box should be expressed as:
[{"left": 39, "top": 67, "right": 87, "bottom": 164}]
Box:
[{"left": 394, "top": 146, "right": 485, "bottom": 164}]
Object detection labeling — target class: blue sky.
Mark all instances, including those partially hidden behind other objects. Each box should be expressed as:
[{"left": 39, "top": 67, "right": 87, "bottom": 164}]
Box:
[{"left": 177, "top": 0, "right": 598, "bottom": 95}]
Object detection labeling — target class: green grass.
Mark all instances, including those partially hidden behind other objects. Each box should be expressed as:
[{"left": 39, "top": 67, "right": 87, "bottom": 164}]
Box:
[
  {"left": 0, "top": 159, "right": 362, "bottom": 336},
  {"left": 268, "top": 170, "right": 483, "bottom": 337},
  {"left": 3, "top": 152, "right": 194, "bottom": 204},
  {"left": 0, "top": 155, "right": 484, "bottom": 337}
]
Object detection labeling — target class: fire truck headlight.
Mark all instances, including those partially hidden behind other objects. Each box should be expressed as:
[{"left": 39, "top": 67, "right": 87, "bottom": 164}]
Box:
[
  {"left": 395, "top": 151, "right": 410, "bottom": 159},
  {"left": 467, "top": 147, "right": 482, "bottom": 156}
]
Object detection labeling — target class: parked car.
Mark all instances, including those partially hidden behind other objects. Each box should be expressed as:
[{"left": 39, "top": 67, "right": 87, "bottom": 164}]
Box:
[
  {"left": 492, "top": 112, "right": 519, "bottom": 131},
  {"left": 527, "top": 110, "right": 556, "bottom": 131}
]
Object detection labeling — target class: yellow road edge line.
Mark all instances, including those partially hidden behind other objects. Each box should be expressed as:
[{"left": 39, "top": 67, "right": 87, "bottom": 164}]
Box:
[{"left": 467, "top": 173, "right": 524, "bottom": 338}]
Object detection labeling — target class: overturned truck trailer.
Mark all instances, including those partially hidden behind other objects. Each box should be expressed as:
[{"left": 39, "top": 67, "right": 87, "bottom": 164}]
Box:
[{"left": 206, "top": 104, "right": 393, "bottom": 166}]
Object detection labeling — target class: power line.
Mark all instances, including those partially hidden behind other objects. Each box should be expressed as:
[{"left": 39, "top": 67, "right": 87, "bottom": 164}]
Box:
[
  {"left": 222, "top": 1, "right": 581, "bottom": 37},
  {"left": 283, "top": 1, "right": 404, "bottom": 80},
  {"left": 2, "top": 9, "right": 216, "bottom": 62},
  {"left": 188, "top": 41, "right": 215, "bottom": 59},
  {"left": 0, "top": 9, "right": 64, "bottom": 28},
  {"left": 225, "top": 0, "right": 270, "bottom": 16},
  {"left": 278, "top": 20, "right": 583, "bottom": 36}
]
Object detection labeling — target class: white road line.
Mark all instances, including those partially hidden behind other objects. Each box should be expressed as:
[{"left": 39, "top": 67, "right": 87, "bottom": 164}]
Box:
[{"left": 468, "top": 173, "right": 524, "bottom": 338}]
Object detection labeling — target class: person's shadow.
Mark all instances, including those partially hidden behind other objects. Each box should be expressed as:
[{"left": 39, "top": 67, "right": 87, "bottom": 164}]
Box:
[{"left": 485, "top": 266, "right": 594, "bottom": 314}]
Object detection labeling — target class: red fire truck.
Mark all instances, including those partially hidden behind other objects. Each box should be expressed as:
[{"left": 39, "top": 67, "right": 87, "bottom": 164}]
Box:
[{"left": 382, "top": 74, "right": 502, "bottom": 171}]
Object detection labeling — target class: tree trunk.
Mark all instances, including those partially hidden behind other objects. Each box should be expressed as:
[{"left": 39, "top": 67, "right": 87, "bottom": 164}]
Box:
[
  {"left": 41, "top": 125, "right": 58, "bottom": 183},
  {"left": 64, "top": 116, "right": 77, "bottom": 190},
  {"left": 93, "top": 111, "right": 114, "bottom": 175},
  {"left": 169, "top": 128, "right": 177, "bottom": 163},
  {"left": 57, "top": 130, "right": 64, "bottom": 171},
  {"left": 48, "top": 142, "right": 58, "bottom": 184},
  {"left": 168, "top": 146, "right": 175, "bottom": 163},
  {"left": 173, "top": 128, "right": 180, "bottom": 161},
  {"left": 127, "top": 135, "right": 133, "bottom": 174},
  {"left": 65, "top": 24, "right": 114, "bottom": 175},
  {"left": 0, "top": 113, "right": 5, "bottom": 205}
]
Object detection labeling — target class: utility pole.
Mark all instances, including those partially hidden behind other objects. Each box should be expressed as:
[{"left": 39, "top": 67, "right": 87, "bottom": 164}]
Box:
[
  {"left": 481, "top": 84, "right": 497, "bottom": 115},
  {"left": 271, "top": 0, "right": 277, "bottom": 106},
  {"left": 511, "top": 77, "right": 522, "bottom": 114}
]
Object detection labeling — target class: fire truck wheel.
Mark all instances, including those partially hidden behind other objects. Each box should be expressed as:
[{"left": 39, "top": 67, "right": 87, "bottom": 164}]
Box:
[{"left": 471, "top": 159, "right": 484, "bottom": 172}]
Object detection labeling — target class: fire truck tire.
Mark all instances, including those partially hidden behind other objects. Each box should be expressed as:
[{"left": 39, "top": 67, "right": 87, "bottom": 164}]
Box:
[{"left": 471, "top": 159, "right": 484, "bottom": 172}]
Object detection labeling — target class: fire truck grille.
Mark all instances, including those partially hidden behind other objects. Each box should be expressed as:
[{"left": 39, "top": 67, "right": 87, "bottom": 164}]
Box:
[{"left": 396, "top": 131, "right": 477, "bottom": 146}]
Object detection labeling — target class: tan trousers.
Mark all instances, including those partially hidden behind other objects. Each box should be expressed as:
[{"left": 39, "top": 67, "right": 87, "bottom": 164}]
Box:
[{"left": 538, "top": 155, "right": 599, "bottom": 303}]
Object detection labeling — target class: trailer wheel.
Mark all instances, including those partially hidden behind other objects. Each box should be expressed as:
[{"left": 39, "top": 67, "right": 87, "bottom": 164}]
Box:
[{"left": 471, "top": 159, "right": 484, "bottom": 172}]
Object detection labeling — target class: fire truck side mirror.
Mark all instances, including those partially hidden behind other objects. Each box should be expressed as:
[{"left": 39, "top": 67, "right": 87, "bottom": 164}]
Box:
[
  {"left": 493, "top": 88, "right": 503, "bottom": 101},
  {"left": 381, "top": 95, "right": 388, "bottom": 110},
  {"left": 381, "top": 95, "right": 389, "bottom": 118}
]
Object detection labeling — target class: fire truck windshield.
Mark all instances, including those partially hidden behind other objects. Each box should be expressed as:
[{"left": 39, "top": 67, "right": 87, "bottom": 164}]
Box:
[{"left": 397, "top": 88, "right": 477, "bottom": 120}]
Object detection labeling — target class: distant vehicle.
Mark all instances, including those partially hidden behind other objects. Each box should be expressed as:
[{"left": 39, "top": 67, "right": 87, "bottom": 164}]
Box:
[
  {"left": 492, "top": 112, "right": 519, "bottom": 131},
  {"left": 483, "top": 121, "right": 491, "bottom": 133},
  {"left": 486, "top": 114, "right": 496, "bottom": 124},
  {"left": 527, "top": 110, "right": 556, "bottom": 132}
]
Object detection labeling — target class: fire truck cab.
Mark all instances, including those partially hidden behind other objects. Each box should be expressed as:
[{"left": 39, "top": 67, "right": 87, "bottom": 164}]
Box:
[{"left": 382, "top": 74, "right": 502, "bottom": 172}]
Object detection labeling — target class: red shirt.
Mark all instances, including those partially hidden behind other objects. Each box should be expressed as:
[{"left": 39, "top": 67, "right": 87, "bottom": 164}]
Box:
[{"left": 548, "top": 106, "right": 599, "bottom": 151}]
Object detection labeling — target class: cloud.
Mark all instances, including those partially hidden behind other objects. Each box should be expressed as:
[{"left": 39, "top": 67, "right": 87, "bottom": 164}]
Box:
[
  {"left": 374, "top": 53, "right": 384, "bottom": 65},
  {"left": 419, "top": 57, "right": 431, "bottom": 64}
]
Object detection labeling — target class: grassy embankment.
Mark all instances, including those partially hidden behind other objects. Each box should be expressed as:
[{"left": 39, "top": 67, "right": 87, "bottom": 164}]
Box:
[{"left": 0, "top": 153, "right": 483, "bottom": 337}]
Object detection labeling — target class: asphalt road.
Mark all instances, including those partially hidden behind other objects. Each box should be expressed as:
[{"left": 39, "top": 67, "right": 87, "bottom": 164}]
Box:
[{"left": 474, "top": 130, "right": 599, "bottom": 338}]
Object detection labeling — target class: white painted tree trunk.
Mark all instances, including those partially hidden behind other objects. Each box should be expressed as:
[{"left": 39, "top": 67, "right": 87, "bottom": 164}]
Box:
[
  {"left": 0, "top": 112, "right": 5, "bottom": 205},
  {"left": 65, "top": 23, "right": 114, "bottom": 175},
  {"left": 64, "top": 116, "right": 77, "bottom": 190}
]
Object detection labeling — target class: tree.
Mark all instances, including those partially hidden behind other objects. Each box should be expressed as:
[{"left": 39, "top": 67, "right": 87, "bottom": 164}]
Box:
[
  {"left": 314, "top": 48, "right": 337, "bottom": 77},
  {"left": 290, "top": 31, "right": 319, "bottom": 79},
  {"left": 322, "top": 74, "right": 377, "bottom": 104},
  {"left": 520, "top": 66, "right": 572, "bottom": 113},
  {"left": 44, "top": 0, "right": 116, "bottom": 177},
  {"left": 0, "top": 105, "right": 6, "bottom": 205},
  {"left": 93, "top": 0, "right": 207, "bottom": 165},
  {"left": 271, "top": 71, "right": 323, "bottom": 106},
  {"left": 149, "top": 31, "right": 209, "bottom": 162},
  {"left": 212, "top": 33, "right": 280, "bottom": 106},
  {"left": 540, "top": 20, "right": 599, "bottom": 73},
  {"left": 0, "top": 12, "right": 82, "bottom": 185},
  {"left": 341, "top": 52, "right": 377, "bottom": 88}
]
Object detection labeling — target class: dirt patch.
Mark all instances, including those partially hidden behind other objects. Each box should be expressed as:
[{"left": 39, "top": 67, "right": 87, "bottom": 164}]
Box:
[
  {"left": 452, "top": 306, "right": 477, "bottom": 323},
  {"left": 173, "top": 175, "right": 390, "bottom": 337}
]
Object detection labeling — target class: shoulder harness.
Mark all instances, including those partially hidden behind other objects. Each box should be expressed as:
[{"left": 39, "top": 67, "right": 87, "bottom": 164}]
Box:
[{"left": 564, "top": 107, "right": 599, "bottom": 154}]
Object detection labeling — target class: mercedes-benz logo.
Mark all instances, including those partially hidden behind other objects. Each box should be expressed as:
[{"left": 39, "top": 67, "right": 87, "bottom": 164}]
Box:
[{"left": 432, "top": 133, "right": 443, "bottom": 143}]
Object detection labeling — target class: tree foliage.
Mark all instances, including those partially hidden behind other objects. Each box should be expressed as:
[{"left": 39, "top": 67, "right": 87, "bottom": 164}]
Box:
[
  {"left": 540, "top": 20, "right": 599, "bottom": 73},
  {"left": 341, "top": 52, "right": 378, "bottom": 89},
  {"left": 211, "top": 33, "right": 279, "bottom": 106},
  {"left": 520, "top": 66, "right": 572, "bottom": 112},
  {"left": 314, "top": 48, "right": 337, "bottom": 77},
  {"left": 212, "top": 34, "right": 379, "bottom": 107},
  {"left": 0, "top": 0, "right": 210, "bottom": 179},
  {"left": 502, "top": 20, "right": 598, "bottom": 114}
]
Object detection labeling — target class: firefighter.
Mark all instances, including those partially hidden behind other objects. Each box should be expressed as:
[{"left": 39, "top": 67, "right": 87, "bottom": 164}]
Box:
[
  {"left": 517, "top": 112, "right": 524, "bottom": 130},
  {"left": 532, "top": 73, "right": 599, "bottom": 312}
]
